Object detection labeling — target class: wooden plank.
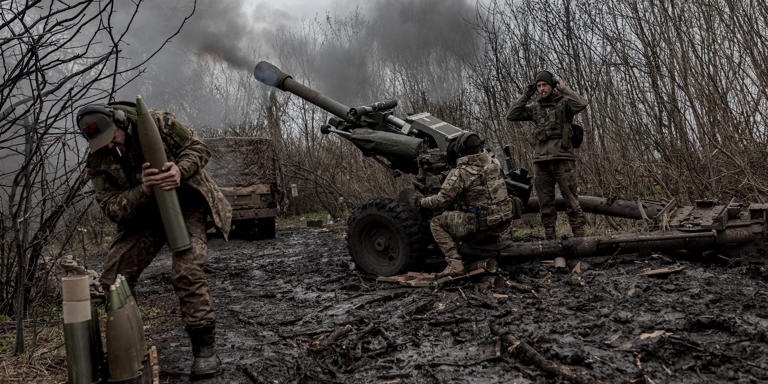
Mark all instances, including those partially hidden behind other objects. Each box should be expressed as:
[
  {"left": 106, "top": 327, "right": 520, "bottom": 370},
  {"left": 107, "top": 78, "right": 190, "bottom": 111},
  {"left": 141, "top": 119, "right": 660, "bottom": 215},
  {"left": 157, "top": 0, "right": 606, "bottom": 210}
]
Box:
[
  {"left": 137, "top": 345, "right": 159, "bottom": 384},
  {"left": 219, "top": 184, "right": 272, "bottom": 196},
  {"left": 232, "top": 208, "right": 278, "bottom": 220},
  {"left": 377, "top": 265, "right": 494, "bottom": 287},
  {"left": 638, "top": 265, "right": 685, "bottom": 276}
]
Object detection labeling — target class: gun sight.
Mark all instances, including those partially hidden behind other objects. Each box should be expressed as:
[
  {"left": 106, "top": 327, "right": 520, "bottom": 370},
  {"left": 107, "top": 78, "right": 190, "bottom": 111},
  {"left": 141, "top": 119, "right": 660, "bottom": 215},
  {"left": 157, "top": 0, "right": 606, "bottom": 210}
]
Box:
[{"left": 349, "top": 100, "right": 398, "bottom": 118}]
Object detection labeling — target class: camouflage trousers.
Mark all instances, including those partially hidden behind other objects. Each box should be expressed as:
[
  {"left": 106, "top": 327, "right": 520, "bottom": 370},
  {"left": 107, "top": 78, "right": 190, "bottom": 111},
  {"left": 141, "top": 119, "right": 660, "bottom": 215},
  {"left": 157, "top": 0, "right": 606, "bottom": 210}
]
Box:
[
  {"left": 100, "top": 193, "right": 215, "bottom": 328},
  {"left": 429, "top": 211, "right": 478, "bottom": 260},
  {"left": 533, "top": 159, "right": 586, "bottom": 234}
]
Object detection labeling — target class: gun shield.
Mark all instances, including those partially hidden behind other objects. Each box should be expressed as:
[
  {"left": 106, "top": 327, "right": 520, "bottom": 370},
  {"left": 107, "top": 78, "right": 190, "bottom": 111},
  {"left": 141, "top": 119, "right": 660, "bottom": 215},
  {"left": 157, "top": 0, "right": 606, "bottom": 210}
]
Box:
[{"left": 135, "top": 95, "right": 191, "bottom": 252}]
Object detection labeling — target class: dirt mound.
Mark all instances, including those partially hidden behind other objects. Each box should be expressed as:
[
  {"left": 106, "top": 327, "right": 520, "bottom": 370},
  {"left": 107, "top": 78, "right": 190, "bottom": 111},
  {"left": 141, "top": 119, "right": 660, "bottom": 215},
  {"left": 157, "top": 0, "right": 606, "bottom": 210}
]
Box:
[{"left": 136, "top": 226, "right": 768, "bottom": 383}]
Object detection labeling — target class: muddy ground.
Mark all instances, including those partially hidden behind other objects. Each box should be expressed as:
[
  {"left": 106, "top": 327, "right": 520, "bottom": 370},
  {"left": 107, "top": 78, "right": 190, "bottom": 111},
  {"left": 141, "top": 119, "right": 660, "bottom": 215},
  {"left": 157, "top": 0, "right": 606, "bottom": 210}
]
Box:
[{"left": 134, "top": 224, "right": 768, "bottom": 383}]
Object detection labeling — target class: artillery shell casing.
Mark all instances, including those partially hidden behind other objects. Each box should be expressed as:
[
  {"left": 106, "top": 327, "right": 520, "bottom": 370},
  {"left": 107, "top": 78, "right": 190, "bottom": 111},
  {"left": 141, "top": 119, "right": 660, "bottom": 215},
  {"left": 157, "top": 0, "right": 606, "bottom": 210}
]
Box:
[
  {"left": 135, "top": 95, "right": 192, "bottom": 252},
  {"left": 88, "top": 302, "right": 104, "bottom": 381},
  {"left": 62, "top": 275, "right": 96, "bottom": 384},
  {"left": 118, "top": 275, "right": 147, "bottom": 363},
  {"left": 106, "top": 303, "right": 141, "bottom": 381}
]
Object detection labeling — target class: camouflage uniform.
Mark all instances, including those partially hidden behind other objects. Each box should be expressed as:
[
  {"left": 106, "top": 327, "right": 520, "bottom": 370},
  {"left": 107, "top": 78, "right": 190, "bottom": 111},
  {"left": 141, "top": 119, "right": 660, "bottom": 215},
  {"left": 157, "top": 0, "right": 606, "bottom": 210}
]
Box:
[
  {"left": 420, "top": 151, "right": 519, "bottom": 261},
  {"left": 506, "top": 83, "right": 588, "bottom": 239},
  {"left": 85, "top": 107, "right": 231, "bottom": 328}
]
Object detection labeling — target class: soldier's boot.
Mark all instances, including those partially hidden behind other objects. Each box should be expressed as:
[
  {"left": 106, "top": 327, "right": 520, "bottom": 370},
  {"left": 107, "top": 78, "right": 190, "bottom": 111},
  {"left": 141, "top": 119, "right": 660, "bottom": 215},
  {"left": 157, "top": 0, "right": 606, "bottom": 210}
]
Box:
[
  {"left": 544, "top": 226, "right": 556, "bottom": 240},
  {"left": 187, "top": 324, "right": 222, "bottom": 380},
  {"left": 571, "top": 225, "right": 585, "bottom": 238},
  {"left": 436, "top": 250, "right": 465, "bottom": 278}
]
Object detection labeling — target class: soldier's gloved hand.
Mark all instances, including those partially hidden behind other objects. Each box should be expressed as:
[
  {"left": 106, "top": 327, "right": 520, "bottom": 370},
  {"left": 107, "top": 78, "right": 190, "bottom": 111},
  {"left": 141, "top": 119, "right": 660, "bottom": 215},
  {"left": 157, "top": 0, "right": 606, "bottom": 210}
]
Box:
[
  {"left": 414, "top": 195, "right": 423, "bottom": 209},
  {"left": 525, "top": 83, "right": 537, "bottom": 98},
  {"left": 399, "top": 189, "right": 423, "bottom": 210}
]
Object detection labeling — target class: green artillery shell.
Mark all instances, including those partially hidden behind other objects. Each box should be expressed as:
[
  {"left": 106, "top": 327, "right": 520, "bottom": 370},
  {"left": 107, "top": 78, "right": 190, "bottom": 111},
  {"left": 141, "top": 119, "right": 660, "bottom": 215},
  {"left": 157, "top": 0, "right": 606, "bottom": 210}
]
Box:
[
  {"left": 135, "top": 95, "right": 192, "bottom": 252},
  {"left": 106, "top": 301, "right": 141, "bottom": 381},
  {"left": 107, "top": 282, "right": 124, "bottom": 311},
  {"left": 118, "top": 275, "right": 147, "bottom": 365},
  {"left": 62, "top": 276, "right": 95, "bottom": 384}
]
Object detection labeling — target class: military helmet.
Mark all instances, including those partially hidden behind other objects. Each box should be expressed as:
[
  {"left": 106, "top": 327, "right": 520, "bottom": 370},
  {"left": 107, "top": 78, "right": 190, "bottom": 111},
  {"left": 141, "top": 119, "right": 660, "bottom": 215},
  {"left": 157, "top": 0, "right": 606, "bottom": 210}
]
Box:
[
  {"left": 447, "top": 131, "right": 483, "bottom": 166},
  {"left": 457, "top": 131, "right": 482, "bottom": 157}
]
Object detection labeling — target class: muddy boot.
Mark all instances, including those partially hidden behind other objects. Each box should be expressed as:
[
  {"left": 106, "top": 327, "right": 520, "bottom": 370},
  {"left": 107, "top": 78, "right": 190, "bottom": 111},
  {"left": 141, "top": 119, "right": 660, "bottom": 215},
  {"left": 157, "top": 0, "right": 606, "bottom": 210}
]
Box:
[
  {"left": 436, "top": 256, "right": 465, "bottom": 278},
  {"left": 187, "top": 324, "right": 222, "bottom": 380},
  {"left": 436, "top": 259, "right": 465, "bottom": 278},
  {"left": 571, "top": 225, "right": 585, "bottom": 238},
  {"left": 544, "top": 226, "right": 556, "bottom": 240}
]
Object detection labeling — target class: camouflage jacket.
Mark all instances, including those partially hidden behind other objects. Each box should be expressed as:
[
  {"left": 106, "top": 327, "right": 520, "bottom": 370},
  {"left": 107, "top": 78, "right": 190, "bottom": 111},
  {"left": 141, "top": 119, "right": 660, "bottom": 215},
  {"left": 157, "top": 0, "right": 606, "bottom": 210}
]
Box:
[
  {"left": 420, "top": 151, "right": 518, "bottom": 227},
  {"left": 85, "top": 109, "right": 232, "bottom": 238},
  {"left": 506, "top": 86, "right": 587, "bottom": 162}
]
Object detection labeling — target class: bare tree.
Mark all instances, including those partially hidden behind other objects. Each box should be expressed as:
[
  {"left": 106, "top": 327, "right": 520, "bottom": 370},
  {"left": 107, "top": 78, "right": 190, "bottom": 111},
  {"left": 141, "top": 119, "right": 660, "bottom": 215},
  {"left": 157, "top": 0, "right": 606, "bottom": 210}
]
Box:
[
  {"left": 470, "top": 0, "right": 768, "bottom": 205},
  {"left": 140, "top": 0, "right": 768, "bottom": 229},
  {"left": 0, "top": 0, "right": 194, "bottom": 354}
]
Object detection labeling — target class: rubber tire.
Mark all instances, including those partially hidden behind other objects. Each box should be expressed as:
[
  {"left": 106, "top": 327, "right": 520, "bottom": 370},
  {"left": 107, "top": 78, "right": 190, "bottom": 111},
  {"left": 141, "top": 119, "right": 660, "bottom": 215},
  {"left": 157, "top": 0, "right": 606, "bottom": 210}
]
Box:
[{"left": 347, "top": 198, "right": 425, "bottom": 277}]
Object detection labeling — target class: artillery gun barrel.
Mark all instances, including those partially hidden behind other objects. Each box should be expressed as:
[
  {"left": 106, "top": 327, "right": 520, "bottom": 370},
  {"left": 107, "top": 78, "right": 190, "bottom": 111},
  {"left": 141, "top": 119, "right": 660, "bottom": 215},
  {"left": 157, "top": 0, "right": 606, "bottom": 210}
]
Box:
[{"left": 254, "top": 61, "right": 354, "bottom": 123}]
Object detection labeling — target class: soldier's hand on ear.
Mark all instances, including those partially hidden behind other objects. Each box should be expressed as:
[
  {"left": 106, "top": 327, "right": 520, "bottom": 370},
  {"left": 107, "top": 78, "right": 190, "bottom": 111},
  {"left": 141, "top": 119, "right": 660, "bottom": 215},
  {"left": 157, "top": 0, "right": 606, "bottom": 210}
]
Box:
[{"left": 525, "top": 83, "right": 537, "bottom": 97}]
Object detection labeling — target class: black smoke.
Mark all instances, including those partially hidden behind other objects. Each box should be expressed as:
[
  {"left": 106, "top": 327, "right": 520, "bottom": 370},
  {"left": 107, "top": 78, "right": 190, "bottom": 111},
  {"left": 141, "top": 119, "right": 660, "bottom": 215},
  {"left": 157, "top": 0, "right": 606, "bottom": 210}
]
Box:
[{"left": 117, "top": 0, "right": 479, "bottom": 124}]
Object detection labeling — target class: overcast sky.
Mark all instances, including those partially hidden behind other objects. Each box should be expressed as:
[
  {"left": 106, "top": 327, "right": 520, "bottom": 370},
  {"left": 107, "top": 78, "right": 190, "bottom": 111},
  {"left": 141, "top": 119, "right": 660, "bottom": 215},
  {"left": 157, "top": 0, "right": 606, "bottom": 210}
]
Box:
[
  {"left": 261, "top": 0, "right": 352, "bottom": 19},
  {"left": 114, "top": 0, "right": 480, "bottom": 125}
]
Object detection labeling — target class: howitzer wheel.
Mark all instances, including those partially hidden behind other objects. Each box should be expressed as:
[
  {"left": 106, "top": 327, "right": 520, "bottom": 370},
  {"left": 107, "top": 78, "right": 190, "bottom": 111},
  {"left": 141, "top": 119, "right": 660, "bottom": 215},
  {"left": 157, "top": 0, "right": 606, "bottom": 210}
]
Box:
[{"left": 347, "top": 198, "right": 425, "bottom": 277}]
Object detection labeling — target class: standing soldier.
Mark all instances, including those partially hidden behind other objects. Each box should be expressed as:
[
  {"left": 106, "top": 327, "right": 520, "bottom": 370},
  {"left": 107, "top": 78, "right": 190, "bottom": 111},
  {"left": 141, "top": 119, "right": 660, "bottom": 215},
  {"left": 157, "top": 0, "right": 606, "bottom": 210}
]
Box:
[
  {"left": 506, "top": 71, "right": 588, "bottom": 240},
  {"left": 418, "top": 132, "right": 519, "bottom": 277},
  {"left": 76, "top": 102, "right": 232, "bottom": 380}
]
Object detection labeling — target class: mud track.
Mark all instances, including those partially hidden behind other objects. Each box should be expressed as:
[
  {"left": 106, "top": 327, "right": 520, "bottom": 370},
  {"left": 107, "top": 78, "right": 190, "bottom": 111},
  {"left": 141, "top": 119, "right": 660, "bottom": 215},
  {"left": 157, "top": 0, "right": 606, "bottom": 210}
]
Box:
[{"left": 136, "top": 226, "right": 768, "bottom": 383}]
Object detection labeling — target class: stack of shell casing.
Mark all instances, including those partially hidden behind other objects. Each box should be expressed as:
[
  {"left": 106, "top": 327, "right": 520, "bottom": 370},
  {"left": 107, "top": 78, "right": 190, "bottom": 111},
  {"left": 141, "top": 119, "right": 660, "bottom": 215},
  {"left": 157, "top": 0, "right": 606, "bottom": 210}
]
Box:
[
  {"left": 62, "top": 275, "right": 103, "bottom": 384},
  {"left": 105, "top": 274, "right": 147, "bottom": 382}
]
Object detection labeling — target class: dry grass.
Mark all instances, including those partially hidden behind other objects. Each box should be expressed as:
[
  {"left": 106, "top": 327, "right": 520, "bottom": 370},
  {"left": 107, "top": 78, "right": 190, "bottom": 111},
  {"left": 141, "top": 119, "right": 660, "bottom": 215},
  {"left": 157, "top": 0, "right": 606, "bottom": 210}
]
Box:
[
  {"left": 0, "top": 317, "right": 68, "bottom": 384},
  {"left": 0, "top": 297, "right": 177, "bottom": 384}
]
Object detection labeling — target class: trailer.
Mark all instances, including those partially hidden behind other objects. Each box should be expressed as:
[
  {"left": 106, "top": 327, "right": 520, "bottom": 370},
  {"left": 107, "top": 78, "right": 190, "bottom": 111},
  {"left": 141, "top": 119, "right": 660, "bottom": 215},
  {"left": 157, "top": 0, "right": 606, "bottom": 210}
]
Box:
[{"left": 204, "top": 137, "right": 283, "bottom": 239}]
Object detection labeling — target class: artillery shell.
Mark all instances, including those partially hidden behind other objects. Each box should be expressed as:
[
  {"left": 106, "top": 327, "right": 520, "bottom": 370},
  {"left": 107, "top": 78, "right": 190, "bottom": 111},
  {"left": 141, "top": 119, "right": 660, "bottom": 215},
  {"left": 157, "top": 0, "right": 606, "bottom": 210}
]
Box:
[{"left": 135, "top": 95, "right": 191, "bottom": 252}]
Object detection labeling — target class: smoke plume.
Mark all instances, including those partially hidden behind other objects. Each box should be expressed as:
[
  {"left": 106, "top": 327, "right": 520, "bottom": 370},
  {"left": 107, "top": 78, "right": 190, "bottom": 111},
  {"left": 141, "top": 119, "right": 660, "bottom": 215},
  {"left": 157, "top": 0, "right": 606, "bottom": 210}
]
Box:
[{"left": 117, "top": 0, "right": 479, "bottom": 125}]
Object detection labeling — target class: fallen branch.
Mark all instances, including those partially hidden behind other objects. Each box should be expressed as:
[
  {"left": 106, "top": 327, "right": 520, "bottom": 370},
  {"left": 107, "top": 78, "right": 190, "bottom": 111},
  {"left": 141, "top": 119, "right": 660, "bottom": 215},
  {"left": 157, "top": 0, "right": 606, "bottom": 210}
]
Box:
[
  {"left": 489, "top": 322, "right": 601, "bottom": 384},
  {"left": 310, "top": 324, "right": 353, "bottom": 351}
]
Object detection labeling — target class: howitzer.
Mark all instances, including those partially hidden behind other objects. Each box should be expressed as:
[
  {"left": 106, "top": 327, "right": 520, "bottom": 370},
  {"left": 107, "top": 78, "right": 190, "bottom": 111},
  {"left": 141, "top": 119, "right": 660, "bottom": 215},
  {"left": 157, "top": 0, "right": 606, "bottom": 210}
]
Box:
[
  {"left": 252, "top": 61, "right": 768, "bottom": 278},
  {"left": 253, "top": 61, "right": 532, "bottom": 197},
  {"left": 254, "top": 61, "right": 533, "bottom": 275}
]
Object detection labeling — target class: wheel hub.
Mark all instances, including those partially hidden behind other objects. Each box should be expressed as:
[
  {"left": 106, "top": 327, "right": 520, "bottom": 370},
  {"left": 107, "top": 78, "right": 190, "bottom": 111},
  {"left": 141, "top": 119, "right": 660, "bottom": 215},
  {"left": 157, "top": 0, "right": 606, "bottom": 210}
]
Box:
[{"left": 373, "top": 235, "right": 389, "bottom": 252}]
